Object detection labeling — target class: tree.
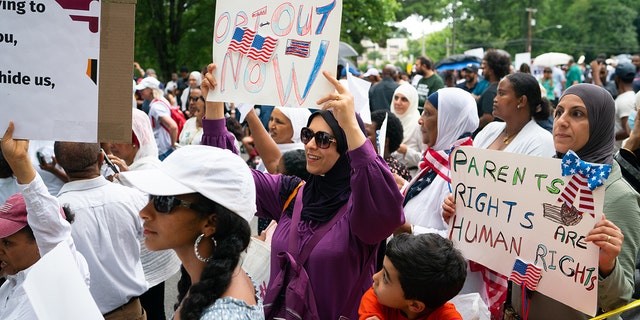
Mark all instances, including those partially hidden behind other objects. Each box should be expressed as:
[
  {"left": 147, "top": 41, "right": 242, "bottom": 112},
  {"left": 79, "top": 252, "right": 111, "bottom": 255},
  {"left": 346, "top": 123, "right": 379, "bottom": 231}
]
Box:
[
  {"left": 134, "top": 0, "right": 215, "bottom": 81},
  {"left": 341, "top": 0, "right": 401, "bottom": 51}
]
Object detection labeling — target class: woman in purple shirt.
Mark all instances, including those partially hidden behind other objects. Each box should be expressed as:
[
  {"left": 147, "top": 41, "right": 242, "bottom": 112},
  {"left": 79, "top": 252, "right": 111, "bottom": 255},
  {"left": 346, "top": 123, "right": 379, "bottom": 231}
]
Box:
[{"left": 199, "top": 64, "right": 405, "bottom": 319}]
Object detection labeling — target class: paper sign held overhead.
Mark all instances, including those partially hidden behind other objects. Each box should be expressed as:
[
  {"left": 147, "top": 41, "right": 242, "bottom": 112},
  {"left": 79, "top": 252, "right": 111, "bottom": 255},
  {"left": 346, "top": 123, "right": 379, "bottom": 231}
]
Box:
[
  {"left": 210, "top": 0, "right": 343, "bottom": 108},
  {"left": 448, "top": 147, "right": 606, "bottom": 316},
  {"left": 0, "top": 0, "right": 135, "bottom": 143}
]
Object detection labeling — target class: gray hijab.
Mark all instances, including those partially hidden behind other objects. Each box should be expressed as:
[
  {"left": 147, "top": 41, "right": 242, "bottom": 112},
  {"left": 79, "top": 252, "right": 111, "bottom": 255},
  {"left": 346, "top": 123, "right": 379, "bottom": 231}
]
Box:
[{"left": 558, "top": 84, "right": 615, "bottom": 164}]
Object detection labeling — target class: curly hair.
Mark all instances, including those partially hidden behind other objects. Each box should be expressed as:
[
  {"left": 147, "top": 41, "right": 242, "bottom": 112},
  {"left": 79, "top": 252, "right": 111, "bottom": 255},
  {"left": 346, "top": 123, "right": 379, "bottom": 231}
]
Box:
[
  {"left": 484, "top": 49, "right": 511, "bottom": 80},
  {"left": 175, "top": 194, "right": 251, "bottom": 320}
]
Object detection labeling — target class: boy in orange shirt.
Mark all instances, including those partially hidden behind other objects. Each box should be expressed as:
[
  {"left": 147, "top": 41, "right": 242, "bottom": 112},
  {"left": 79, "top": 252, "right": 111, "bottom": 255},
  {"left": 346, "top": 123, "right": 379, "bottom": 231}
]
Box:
[{"left": 359, "top": 233, "right": 466, "bottom": 320}]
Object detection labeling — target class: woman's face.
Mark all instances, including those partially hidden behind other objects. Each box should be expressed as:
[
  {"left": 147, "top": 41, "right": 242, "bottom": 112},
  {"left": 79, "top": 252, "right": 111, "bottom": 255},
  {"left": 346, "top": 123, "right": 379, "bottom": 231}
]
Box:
[
  {"left": 392, "top": 93, "right": 410, "bottom": 115},
  {"left": 543, "top": 69, "right": 552, "bottom": 79},
  {"left": 493, "top": 78, "right": 523, "bottom": 121},
  {"left": 139, "top": 194, "right": 209, "bottom": 255},
  {"left": 304, "top": 116, "right": 340, "bottom": 175},
  {"left": 419, "top": 101, "right": 438, "bottom": 147},
  {"left": 553, "top": 94, "right": 590, "bottom": 154},
  {"left": 110, "top": 142, "right": 137, "bottom": 165},
  {"left": 0, "top": 229, "right": 40, "bottom": 276},
  {"left": 188, "top": 75, "right": 198, "bottom": 88},
  {"left": 269, "top": 108, "right": 294, "bottom": 144}
]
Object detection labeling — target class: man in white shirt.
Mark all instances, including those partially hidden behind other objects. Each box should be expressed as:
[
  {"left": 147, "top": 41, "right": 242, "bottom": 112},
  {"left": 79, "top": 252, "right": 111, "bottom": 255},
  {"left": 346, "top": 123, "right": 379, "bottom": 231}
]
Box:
[
  {"left": 614, "top": 62, "right": 636, "bottom": 152},
  {"left": 0, "top": 123, "right": 90, "bottom": 319},
  {"left": 136, "top": 77, "right": 178, "bottom": 160},
  {"left": 54, "top": 141, "right": 148, "bottom": 319}
]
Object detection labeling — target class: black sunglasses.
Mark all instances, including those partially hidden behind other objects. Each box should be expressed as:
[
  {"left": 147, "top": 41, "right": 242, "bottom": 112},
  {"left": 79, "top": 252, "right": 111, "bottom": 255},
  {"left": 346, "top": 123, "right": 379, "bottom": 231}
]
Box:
[
  {"left": 189, "top": 96, "right": 204, "bottom": 102},
  {"left": 300, "top": 127, "right": 336, "bottom": 149},
  {"left": 149, "top": 195, "right": 207, "bottom": 214}
]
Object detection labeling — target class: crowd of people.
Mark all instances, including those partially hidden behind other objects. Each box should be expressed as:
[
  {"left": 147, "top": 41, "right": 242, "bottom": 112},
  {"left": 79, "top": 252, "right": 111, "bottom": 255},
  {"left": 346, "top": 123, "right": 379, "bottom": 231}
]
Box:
[{"left": 0, "top": 50, "right": 639, "bottom": 320}]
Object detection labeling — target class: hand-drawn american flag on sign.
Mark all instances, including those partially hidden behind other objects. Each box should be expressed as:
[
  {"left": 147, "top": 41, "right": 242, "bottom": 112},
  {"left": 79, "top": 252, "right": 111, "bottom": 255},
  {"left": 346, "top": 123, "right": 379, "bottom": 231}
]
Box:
[
  {"left": 509, "top": 259, "right": 542, "bottom": 291},
  {"left": 247, "top": 34, "right": 278, "bottom": 63},
  {"left": 285, "top": 39, "right": 311, "bottom": 58},
  {"left": 228, "top": 27, "right": 256, "bottom": 54}
]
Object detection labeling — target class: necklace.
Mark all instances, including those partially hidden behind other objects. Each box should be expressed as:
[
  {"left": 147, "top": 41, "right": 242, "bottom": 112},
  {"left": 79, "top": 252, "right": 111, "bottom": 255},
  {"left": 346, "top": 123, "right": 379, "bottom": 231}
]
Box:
[{"left": 503, "top": 130, "right": 514, "bottom": 145}]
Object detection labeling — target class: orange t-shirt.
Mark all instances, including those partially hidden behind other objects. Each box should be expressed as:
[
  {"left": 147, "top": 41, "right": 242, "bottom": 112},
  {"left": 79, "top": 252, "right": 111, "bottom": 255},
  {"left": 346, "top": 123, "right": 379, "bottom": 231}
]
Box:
[{"left": 358, "top": 287, "right": 463, "bottom": 320}]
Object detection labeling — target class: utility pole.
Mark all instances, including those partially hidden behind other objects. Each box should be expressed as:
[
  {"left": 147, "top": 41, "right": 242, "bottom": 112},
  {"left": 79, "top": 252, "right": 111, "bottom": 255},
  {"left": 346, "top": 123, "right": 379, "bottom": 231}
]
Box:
[{"left": 526, "top": 7, "right": 537, "bottom": 53}]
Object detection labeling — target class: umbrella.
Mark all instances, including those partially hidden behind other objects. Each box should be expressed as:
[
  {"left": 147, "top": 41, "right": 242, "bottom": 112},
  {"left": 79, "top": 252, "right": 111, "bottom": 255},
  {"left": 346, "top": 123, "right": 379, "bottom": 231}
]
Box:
[
  {"left": 339, "top": 42, "right": 358, "bottom": 58},
  {"left": 434, "top": 54, "right": 482, "bottom": 71},
  {"left": 533, "top": 52, "right": 573, "bottom": 66}
]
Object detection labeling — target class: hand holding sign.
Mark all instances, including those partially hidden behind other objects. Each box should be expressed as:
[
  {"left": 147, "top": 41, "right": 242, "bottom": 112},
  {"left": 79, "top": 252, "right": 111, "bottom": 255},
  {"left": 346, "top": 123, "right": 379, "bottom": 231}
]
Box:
[{"left": 585, "top": 215, "right": 623, "bottom": 277}]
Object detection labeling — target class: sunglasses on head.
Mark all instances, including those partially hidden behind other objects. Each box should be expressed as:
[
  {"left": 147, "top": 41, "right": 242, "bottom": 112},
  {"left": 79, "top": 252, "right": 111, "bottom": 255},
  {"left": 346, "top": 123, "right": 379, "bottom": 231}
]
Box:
[
  {"left": 300, "top": 127, "right": 336, "bottom": 149},
  {"left": 149, "top": 195, "right": 207, "bottom": 214}
]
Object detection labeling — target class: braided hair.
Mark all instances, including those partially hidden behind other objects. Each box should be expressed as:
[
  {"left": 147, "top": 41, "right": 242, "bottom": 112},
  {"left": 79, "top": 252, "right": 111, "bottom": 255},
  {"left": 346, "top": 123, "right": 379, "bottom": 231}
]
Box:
[{"left": 174, "top": 194, "right": 251, "bottom": 320}]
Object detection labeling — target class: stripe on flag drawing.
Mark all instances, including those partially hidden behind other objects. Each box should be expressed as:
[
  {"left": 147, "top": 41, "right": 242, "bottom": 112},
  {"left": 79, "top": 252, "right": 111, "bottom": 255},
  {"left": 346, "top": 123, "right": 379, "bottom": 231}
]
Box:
[
  {"left": 285, "top": 39, "right": 311, "bottom": 58},
  {"left": 247, "top": 34, "right": 278, "bottom": 62},
  {"left": 509, "top": 259, "right": 542, "bottom": 291},
  {"left": 228, "top": 27, "right": 256, "bottom": 54}
]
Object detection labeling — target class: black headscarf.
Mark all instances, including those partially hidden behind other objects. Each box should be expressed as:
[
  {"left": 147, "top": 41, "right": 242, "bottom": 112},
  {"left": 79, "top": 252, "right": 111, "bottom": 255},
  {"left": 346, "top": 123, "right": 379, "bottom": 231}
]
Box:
[
  {"left": 300, "top": 110, "right": 365, "bottom": 222},
  {"left": 557, "top": 84, "right": 615, "bottom": 165}
]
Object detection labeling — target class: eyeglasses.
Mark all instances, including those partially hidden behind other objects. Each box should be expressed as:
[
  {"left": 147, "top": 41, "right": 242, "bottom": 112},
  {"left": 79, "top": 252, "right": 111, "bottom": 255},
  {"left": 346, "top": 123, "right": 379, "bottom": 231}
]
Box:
[
  {"left": 300, "top": 127, "right": 336, "bottom": 149},
  {"left": 543, "top": 70, "right": 552, "bottom": 73},
  {"left": 149, "top": 195, "right": 206, "bottom": 214},
  {"left": 189, "top": 96, "right": 203, "bottom": 102}
]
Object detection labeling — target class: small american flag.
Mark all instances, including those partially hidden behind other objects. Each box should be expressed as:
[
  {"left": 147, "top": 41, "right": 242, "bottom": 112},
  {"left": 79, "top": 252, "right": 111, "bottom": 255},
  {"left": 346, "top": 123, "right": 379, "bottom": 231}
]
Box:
[
  {"left": 285, "top": 39, "right": 311, "bottom": 58},
  {"left": 247, "top": 34, "right": 278, "bottom": 62},
  {"left": 469, "top": 261, "right": 508, "bottom": 317},
  {"left": 228, "top": 27, "right": 256, "bottom": 55},
  {"left": 509, "top": 258, "right": 542, "bottom": 291}
]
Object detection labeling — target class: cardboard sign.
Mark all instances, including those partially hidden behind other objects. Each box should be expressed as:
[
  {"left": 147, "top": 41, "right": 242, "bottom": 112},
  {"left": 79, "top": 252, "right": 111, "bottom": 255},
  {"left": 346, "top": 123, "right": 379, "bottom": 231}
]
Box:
[
  {"left": 449, "top": 147, "right": 604, "bottom": 316},
  {"left": 0, "top": 0, "right": 135, "bottom": 143},
  {"left": 210, "top": 0, "right": 342, "bottom": 108}
]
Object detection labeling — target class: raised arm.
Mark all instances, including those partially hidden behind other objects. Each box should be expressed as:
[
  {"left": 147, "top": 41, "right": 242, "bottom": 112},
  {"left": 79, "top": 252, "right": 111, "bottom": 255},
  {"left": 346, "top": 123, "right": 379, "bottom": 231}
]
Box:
[
  {"left": 200, "top": 63, "right": 239, "bottom": 153},
  {"left": 245, "top": 108, "right": 282, "bottom": 173},
  {"left": 316, "top": 70, "right": 367, "bottom": 151}
]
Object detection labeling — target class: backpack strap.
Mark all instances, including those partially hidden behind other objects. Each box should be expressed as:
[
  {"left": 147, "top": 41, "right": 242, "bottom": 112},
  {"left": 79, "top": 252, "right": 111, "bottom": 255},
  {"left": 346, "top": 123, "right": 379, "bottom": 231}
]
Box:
[
  {"left": 287, "top": 184, "right": 350, "bottom": 264},
  {"left": 282, "top": 181, "right": 304, "bottom": 214}
]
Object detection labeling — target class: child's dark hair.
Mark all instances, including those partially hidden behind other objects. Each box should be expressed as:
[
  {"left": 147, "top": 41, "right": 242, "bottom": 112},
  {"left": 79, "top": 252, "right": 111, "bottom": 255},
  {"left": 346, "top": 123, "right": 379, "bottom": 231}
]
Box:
[
  {"left": 175, "top": 193, "right": 251, "bottom": 320},
  {"left": 505, "top": 73, "right": 552, "bottom": 122},
  {"left": 281, "top": 149, "right": 309, "bottom": 181},
  {"left": 370, "top": 110, "right": 404, "bottom": 153},
  {"left": 386, "top": 233, "right": 466, "bottom": 309}
]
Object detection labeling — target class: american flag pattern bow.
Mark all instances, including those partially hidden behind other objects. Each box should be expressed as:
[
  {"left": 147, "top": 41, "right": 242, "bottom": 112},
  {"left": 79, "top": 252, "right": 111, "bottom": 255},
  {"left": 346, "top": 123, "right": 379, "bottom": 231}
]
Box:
[
  {"left": 557, "top": 150, "right": 612, "bottom": 217},
  {"left": 420, "top": 136, "right": 473, "bottom": 182},
  {"left": 509, "top": 258, "right": 542, "bottom": 291}
]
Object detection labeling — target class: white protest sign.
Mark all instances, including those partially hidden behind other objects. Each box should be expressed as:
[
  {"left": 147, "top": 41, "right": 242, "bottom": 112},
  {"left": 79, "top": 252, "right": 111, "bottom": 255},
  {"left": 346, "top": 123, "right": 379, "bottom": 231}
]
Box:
[
  {"left": 346, "top": 67, "right": 372, "bottom": 124},
  {"left": 449, "top": 147, "right": 604, "bottom": 316},
  {"left": 210, "top": 0, "right": 342, "bottom": 108},
  {"left": 1, "top": 1, "right": 101, "bottom": 142},
  {"left": 23, "top": 243, "right": 102, "bottom": 320}
]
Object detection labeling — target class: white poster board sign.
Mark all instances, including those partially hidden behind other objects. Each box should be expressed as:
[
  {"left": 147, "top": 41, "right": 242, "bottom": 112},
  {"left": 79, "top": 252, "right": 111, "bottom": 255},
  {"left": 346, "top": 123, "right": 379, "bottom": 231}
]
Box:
[
  {"left": 23, "top": 243, "right": 102, "bottom": 320},
  {"left": 515, "top": 52, "right": 532, "bottom": 71},
  {"left": 210, "top": 0, "right": 342, "bottom": 108},
  {"left": 449, "top": 147, "right": 604, "bottom": 316},
  {"left": 0, "top": 1, "right": 101, "bottom": 142}
]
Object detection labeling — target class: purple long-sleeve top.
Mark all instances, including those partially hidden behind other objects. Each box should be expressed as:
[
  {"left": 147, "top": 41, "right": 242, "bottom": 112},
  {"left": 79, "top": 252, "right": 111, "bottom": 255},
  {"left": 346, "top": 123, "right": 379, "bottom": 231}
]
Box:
[{"left": 202, "top": 118, "right": 405, "bottom": 319}]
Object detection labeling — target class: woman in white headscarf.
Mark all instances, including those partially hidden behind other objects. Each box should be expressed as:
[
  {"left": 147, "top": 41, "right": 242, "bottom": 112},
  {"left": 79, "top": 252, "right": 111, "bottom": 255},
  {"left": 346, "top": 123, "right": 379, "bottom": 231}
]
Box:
[
  {"left": 107, "top": 109, "right": 182, "bottom": 320},
  {"left": 398, "top": 87, "right": 479, "bottom": 236},
  {"left": 245, "top": 106, "right": 312, "bottom": 173},
  {"left": 180, "top": 71, "right": 202, "bottom": 115},
  {"left": 390, "top": 83, "right": 425, "bottom": 176}
]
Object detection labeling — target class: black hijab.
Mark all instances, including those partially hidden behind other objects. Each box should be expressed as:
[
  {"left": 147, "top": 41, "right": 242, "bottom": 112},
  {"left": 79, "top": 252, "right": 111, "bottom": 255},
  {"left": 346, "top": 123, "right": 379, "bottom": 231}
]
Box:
[
  {"left": 557, "top": 84, "right": 615, "bottom": 165},
  {"left": 300, "top": 110, "right": 365, "bottom": 222}
]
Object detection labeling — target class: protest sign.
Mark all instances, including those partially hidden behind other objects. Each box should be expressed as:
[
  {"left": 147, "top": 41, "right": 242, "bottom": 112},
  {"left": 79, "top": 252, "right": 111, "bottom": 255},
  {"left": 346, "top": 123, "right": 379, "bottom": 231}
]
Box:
[
  {"left": 0, "top": 0, "right": 135, "bottom": 142},
  {"left": 449, "top": 146, "right": 606, "bottom": 316},
  {"left": 210, "top": 0, "right": 342, "bottom": 108}
]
